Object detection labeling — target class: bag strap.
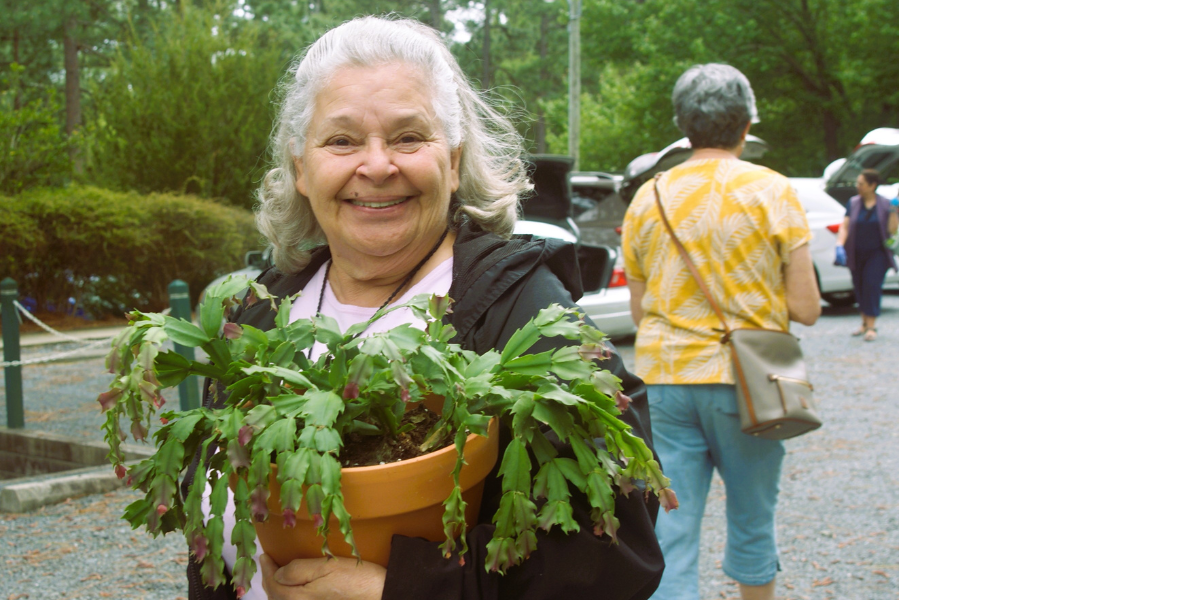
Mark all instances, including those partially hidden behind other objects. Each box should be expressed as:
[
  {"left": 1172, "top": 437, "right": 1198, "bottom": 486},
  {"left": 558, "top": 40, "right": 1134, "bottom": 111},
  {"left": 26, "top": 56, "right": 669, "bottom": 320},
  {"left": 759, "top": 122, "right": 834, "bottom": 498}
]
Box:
[{"left": 652, "top": 173, "right": 733, "bottom": 344}]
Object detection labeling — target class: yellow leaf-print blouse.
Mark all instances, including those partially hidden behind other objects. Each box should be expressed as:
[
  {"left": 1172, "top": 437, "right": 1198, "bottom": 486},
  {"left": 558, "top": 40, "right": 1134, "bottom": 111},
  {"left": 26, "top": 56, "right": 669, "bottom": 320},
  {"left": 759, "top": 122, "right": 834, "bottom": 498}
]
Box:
[{"left": 622, "top": 159, "right": 811, "bottom": 385}]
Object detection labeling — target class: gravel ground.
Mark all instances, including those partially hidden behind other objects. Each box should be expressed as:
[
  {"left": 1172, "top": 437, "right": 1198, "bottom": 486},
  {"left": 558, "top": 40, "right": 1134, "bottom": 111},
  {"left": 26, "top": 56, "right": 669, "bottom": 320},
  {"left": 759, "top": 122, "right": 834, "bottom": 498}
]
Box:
[{"left": 1, "top": 293, "right": 899, "bottom": 599}]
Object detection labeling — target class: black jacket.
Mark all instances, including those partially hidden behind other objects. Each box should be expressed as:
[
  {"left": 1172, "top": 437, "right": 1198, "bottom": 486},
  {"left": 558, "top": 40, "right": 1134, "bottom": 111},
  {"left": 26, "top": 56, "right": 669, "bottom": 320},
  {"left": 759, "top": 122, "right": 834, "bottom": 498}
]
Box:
[{"left": 186, "top": 220, "right": 663, "bottom": 600}]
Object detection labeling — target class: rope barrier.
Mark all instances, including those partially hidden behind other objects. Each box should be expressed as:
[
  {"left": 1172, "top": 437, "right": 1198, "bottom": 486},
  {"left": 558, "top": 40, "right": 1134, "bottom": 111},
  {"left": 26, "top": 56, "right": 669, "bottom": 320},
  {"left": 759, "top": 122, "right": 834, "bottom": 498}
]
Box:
[
  {"left": 1, "top": 299, "right": 117, "bottom": 367},
  {"left": 12, "top": 300, "right": 99, "bottom": 344},
  {"left": 0, "top": 338, "right": 112, "bottom": 368}
]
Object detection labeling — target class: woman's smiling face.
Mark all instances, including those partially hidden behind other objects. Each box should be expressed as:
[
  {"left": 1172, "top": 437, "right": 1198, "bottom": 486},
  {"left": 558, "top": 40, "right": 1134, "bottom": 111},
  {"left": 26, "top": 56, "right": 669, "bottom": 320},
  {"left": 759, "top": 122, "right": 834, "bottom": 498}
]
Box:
[{"left": 294, "top": 62, "right": 461, "bottom": 264}]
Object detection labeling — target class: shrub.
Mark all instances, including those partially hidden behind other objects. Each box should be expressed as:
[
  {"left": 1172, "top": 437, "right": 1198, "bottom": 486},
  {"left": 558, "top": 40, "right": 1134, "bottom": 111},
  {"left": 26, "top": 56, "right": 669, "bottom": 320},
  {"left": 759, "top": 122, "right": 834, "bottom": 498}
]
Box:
[{"left": 0, "top": 186, "right": 259, "bottom": 316}]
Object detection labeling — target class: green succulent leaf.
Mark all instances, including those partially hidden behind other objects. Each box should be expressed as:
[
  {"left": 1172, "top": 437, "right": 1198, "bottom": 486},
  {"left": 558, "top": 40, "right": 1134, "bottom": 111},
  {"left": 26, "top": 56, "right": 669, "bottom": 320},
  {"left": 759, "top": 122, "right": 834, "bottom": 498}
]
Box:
[
  {"left": 264, "top": 341, "right": 295, "bottom": 368},
  {"left": 271, "top": 394, "right": 307, "bottom": 417},
  {"left": 498, "top": 440, "right": 532, "bottom": 494},
  {"left": 499, "top": 321, "right": 540, "bottom": 364},
  {"left": 242, "top": 365, "right": 315, "bottom": 390},
  {"left": 300, "top": 391, "right": 344, "bottom": 427},
  {"left": 274, "top": 295, "right": 294, "bottom": 329},
  {"left": 299, "top": 426, "right": 342, "bottom": 453},
  {"left": 312, "top": 315, "right": 343, "bottom": 346},
  {"left": 548, "top": 348, "right": 593, "bottom": 381},
  {"left": 284, "top": 320, "right": 316, "bottom": 351},
  {"left": 170, "top": 413, "right": 205, "bottom": 442},
  {"left": 154, "top": 351, "right": 194, "bottom": 388},
  {"left": 256, "top": 418, "right": 297, "bottom": 454},
  {"left": 463, "top": 351, "right": 502, "bottom": 378},
  {"left": 502, "top": 350, "right": 553, "bottom": 375},
  {"left": 163, "top": 318, "right": 210, "bottom": 347},
  {"left": 244, "top": 404, "right": 278, "bottom": 430},
  {"left": 155, "top": 437, "right": 186, "bottom": 475},
  {"left": 531, "top": 401, "right": 574, "bottom": 441}
]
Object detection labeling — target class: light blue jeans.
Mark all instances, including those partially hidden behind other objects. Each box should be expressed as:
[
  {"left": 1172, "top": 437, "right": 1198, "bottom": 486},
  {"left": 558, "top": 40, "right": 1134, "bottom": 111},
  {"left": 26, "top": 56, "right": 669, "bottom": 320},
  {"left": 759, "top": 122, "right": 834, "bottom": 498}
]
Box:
[{"left": 647, "top": 384, "right": 784, "bottom": 600}]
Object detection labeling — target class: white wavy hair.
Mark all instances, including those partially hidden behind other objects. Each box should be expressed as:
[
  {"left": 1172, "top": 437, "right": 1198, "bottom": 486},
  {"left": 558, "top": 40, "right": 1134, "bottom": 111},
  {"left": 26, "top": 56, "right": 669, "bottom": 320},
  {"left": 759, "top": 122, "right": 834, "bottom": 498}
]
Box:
[{"left": 256, "top": 15, "right": 529, "bottom": 274}]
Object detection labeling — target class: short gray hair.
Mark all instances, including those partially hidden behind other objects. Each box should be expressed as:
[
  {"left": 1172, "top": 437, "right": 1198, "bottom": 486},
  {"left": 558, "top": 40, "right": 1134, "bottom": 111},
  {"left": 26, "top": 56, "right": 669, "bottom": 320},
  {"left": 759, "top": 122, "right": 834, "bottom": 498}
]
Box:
[
  {"left": 256, "top": 15, "right": 529, "bottom": 274},
  {"left": 671, "top": 63, "right": 760, "bottom": 150}
]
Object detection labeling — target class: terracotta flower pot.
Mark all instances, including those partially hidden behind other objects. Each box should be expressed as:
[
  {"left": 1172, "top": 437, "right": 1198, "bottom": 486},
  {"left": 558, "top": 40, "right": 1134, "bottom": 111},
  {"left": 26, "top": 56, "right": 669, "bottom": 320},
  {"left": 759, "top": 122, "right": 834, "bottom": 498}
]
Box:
[{"left": 254, "top": 414, "right": 500, "bottom": 567}]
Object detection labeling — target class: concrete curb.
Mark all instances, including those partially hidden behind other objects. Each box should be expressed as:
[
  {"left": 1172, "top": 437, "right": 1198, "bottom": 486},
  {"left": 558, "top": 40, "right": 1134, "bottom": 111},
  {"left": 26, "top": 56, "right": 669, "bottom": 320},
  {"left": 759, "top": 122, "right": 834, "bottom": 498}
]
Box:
[
  {"left": 0, "top": 427, "right": 155, "bottom": 513},
  {"left": 1, "top": 465, "right": 127, "bottom": 513}
]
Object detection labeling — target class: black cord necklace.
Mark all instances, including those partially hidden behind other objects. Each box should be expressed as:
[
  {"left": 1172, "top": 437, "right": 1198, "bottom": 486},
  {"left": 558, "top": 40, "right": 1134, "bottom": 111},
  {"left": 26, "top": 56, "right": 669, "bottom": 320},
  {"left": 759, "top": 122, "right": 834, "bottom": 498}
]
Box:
[{"left": 308, "top": 226, "right": 450, "bottom": 361}]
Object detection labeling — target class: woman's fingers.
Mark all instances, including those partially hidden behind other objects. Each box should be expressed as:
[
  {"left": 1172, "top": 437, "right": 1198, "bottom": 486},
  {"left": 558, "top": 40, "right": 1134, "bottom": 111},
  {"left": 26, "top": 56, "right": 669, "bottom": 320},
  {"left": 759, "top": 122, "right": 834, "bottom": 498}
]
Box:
[
  {"left": 259, "top": 555, "right": 386, "bottom": 600},
  {"left": 272, "top": 557, "right": 332, "bottom": 586}
]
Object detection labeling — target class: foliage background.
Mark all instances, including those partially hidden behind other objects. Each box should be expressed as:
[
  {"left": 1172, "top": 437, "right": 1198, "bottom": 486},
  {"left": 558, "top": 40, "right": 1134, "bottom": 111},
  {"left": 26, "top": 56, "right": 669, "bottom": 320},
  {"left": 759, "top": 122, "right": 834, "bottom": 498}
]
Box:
[{"left": 0, "top": 0, "right": 897, "bottom": 314}]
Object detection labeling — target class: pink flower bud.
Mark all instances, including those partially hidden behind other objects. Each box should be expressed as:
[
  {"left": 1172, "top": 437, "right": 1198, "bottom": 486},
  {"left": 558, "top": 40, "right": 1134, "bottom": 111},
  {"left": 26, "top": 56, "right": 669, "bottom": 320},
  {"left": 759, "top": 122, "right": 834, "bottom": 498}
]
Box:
[
  {"left": 235, "top": 587, "right": 246, "bottom": 599},
  {"left": 579, "top": 343, "right": 611, "bottom": 362},
  {"left": 97, "top": 389, "right": 121, "bottom": 412},
  {"left": 160, "top": 416, "right": 169, "bottom": 425},
  {"left": 105, "top": 348, "right": 119, "bottom": 374},
  {"left": 616, "top": 392, "right": 632, "bottom": 412},
  {"left": 191, "top": 533, "right": 208, "bottom": 563},
  {"left": 659, "top": 488, "right": 680, "bottom": 512},
  {"left": 124, "top": 475, "right": 133, "bottom": 487},
  {"left": 618, "top": 476, "right": 636, "bottom": 496},
  {"left": 250, "top": 487, "right": 269, "bottom": 523},
  {"left": 153, "top": 393, "right": 166, "bottom": 409},
  {"left": 156, "top": 504, "right": 169, "bottom": 516},
  {"left": 430, "top": 294, "right": 452, "bottom": 318},
  {"left": 228, "top": 441, "right": 250, "bottom": 470},
  {"left": 342, "top": 382, "right": 359, "bottom": 400},
  {"left": 238, "top": 425, "right": 253, "bottom": 447},
  {"left": 222, "top": 322, "right": 243, "bottom": 340},
  {"left": 282, "top": 508, "right": 296, "bottom": 528},
  {"left": 114, "top": 464, "right": 126, "bottom": 479}
]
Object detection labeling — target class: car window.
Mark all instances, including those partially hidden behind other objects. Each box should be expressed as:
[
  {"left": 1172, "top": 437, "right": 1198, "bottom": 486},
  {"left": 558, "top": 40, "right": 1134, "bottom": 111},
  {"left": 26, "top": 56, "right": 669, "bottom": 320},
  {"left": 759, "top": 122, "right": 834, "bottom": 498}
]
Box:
[
  {"left": 884, "top": 160, "right": 898, "bottom": 184},
  {"left": 828, "top": 145, "right": 899, "bottom": 188}
]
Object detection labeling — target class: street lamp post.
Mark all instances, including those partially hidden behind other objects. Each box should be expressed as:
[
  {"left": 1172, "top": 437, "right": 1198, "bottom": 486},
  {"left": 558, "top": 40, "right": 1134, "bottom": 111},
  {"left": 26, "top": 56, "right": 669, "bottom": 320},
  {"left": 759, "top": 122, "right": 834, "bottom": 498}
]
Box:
[{"left": 568, "top": 0, "right": 581, "bottom": 165}]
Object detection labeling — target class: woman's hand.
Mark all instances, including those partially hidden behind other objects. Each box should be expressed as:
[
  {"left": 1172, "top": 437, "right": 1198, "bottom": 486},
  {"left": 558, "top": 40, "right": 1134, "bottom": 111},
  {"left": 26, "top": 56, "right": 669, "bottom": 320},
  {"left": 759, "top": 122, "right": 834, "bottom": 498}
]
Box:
[{"left": 260, "top": 554, "right": 386, "bottom": 600}]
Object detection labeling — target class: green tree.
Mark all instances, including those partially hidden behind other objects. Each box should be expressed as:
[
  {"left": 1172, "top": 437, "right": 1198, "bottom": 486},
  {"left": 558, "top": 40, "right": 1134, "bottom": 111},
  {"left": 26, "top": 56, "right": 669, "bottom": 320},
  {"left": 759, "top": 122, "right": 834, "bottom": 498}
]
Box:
[
  {"left": 0, "top": 65, "right": 74, "bottom": 194},
  {"left": 560, "top": 0, "right": 898, "bottom": 175},
  {"left": 87, "top": 1, "right": 293, "bottom": 208}
]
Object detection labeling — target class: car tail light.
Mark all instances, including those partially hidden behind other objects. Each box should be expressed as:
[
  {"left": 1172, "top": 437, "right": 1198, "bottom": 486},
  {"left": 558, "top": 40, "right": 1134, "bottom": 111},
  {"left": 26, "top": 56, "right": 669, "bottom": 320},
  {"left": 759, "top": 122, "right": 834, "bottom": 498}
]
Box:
[
  {"left": 826, "top": 223, "right": 840, "bottom": 234},
  {"left": 609, "top": 266, "right": 627, "bottom": 288}
]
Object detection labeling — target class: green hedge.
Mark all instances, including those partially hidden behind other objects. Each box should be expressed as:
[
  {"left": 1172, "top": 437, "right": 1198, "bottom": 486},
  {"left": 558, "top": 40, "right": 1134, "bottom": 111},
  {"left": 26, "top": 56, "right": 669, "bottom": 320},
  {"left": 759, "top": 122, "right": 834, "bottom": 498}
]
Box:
[{"left": 0, "top": 186, "right": 260, "bottom": 317}]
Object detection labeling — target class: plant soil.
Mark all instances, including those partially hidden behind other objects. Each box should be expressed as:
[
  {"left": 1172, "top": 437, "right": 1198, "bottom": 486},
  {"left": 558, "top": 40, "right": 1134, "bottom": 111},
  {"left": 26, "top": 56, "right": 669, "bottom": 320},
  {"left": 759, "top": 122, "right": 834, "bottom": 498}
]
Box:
[{"left": 339, "top": 405, "right": 453, "bottom": 468}]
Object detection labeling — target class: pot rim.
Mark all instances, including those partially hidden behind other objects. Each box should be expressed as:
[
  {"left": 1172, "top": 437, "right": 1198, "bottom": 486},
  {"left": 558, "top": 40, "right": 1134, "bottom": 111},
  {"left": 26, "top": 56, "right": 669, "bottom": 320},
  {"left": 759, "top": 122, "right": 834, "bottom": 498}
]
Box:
[{"left": 334, "top": 416, "right": 498, "bottom": 474}]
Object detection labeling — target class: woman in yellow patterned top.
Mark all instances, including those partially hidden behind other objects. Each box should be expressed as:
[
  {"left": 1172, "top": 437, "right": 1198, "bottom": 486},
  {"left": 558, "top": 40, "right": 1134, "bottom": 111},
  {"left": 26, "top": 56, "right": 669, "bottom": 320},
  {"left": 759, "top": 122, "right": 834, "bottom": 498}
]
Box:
[{"left": 622, "top": 64, "right": 820, "bottom": 600}]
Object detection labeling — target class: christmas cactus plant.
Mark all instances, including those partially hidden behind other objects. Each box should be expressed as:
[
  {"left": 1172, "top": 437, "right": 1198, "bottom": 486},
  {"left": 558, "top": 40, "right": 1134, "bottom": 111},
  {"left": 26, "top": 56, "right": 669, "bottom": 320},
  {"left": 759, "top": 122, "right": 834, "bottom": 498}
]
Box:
[{"left": 99, "top": 274, "right": 676, "bottom": 595}]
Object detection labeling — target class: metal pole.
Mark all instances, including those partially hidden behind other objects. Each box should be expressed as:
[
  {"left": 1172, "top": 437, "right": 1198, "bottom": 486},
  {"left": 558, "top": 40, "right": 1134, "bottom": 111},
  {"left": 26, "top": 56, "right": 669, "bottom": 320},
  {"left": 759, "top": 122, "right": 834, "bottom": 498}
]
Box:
[
  {"left": 568, "top": 0, "right": 581, "bottom": 165},
  {"left": 167, "top": 280, "right": 200, "bottom": 411},
  {"left": 2, "top": 278, "right": 24, "bottom": 428}
]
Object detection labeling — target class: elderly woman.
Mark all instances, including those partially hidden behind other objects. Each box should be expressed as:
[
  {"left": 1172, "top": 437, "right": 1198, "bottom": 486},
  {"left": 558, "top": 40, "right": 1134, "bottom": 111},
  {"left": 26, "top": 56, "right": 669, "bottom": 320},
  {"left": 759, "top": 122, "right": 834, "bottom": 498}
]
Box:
[
  {"left": 182, "top": 16, "right": 662, "bottom": 600},
  {"left": 621, "top": 64, "right": 821, "bottom": 600},
  {"left": 835, "top": 168, "right": 898, "bottom": 341}
]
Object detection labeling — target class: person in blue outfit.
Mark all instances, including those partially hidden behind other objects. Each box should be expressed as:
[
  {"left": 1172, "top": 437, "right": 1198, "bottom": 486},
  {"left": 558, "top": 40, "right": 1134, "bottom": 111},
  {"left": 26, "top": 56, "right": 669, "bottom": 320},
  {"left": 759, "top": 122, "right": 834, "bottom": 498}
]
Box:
[{"left": 835, "top": 168, "right": 897, "bottom": 341}]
